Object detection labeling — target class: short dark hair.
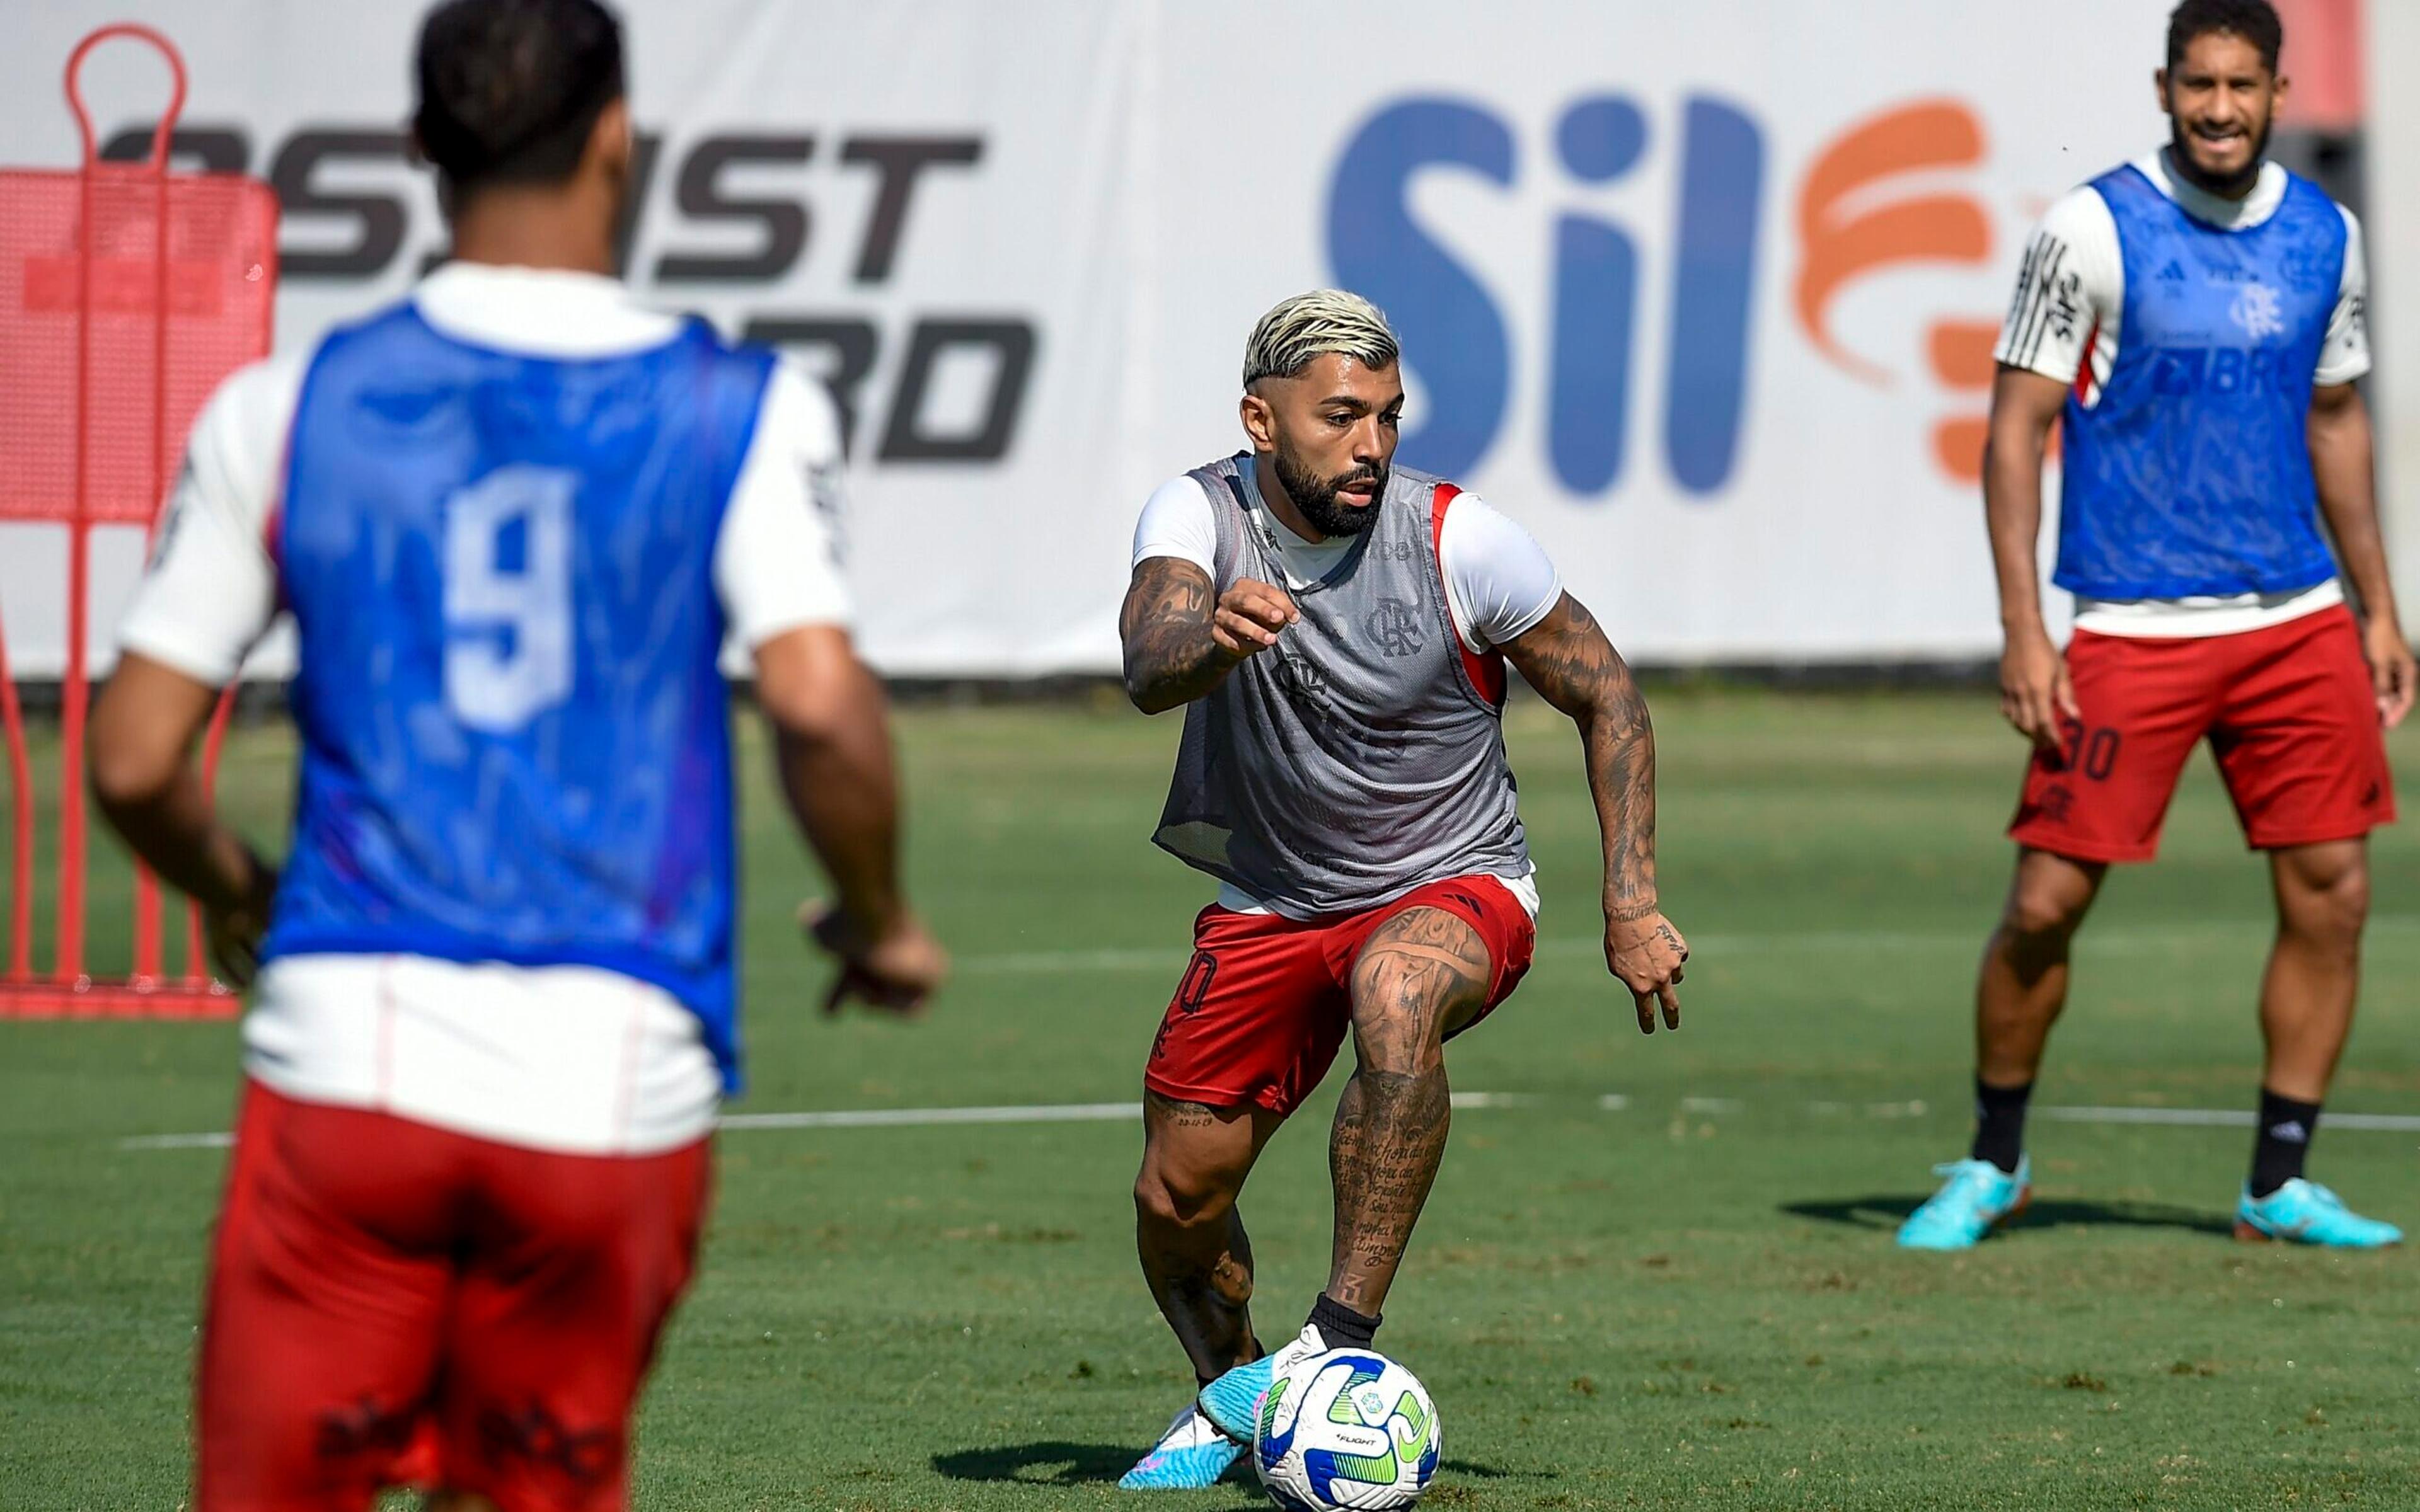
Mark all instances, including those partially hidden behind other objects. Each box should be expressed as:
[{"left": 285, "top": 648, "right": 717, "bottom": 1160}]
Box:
[
  {"left": 2166, "top": 0, "right": 2283, "bottom": 74},
  {"left": 413, "top": 0, "right": 625, "bottom": 193}
]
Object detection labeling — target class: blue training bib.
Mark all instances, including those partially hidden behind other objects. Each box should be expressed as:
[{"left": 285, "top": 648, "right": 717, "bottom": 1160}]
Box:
[
  {"left": 263, "top": 301, "right": 775, "bottom": 1089},
  {"left": 2055, "top": 164, "right": 2345, "bottom": 600}
]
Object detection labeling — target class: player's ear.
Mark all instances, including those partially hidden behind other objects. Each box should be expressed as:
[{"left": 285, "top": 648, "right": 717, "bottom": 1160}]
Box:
[
  {"left": 589, "top": 97, "right": 633, "bottom": 185},
  {"left": 1239, "top": 388, "right": 1277, "bottom": 454},
  {"left": 2153, "top": 67, "right": 2171, "bottom": 116}
]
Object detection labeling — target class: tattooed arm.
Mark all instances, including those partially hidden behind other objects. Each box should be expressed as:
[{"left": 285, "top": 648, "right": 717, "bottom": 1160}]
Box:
[
  {"left": 1119, "top": 556, "right": 1297, "bottom": 714},
  {"left": 1501, "top": 592, "right": 1689, "bottom": 1033}
]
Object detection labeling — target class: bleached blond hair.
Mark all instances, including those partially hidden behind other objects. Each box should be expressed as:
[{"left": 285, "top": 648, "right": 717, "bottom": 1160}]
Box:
[{"left": 1242, "top": 289, "right": 1400, "bottom": 389}]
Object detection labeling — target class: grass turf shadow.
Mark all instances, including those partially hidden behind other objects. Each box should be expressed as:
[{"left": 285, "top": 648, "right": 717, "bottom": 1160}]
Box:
[
  {"left": 931, "top": 1442, "right": 1150, "bottom": 1486},
  {"left": 1782, "top": 1193, "right": 2235, "bottom": 1238},
  {"left": 932, "top": 1443, "right": 1524, "bottom": 1489}
]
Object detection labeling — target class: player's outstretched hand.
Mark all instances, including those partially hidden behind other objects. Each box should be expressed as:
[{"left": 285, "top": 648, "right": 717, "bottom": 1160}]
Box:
[
  {"left": 1998, "top": 629, "right": 2077, "bottom": 748},
  {"left": 800, "top": 902, "right": 948, "bottom": 1017},
  {"left": 1606, "top": 910, "right": 1687, "bottom": 1034},
  {"left": 2363, "top": 616, "right": 2416, "bottom": 730},
  {"left": 1211, "top": 579, "right": 1297, "bottom": 660}
]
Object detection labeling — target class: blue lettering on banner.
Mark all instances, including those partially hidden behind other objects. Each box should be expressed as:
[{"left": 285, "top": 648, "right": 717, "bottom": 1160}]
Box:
[
  {"left": 1548, "top": 97, "right": 1646, "bottom": 495},
  {"left": 1327, "top": 100, "right": 1516, "bottom": 483},
  {"left": 1327, "top": 96, "right": 1766, "bottom": 499}
]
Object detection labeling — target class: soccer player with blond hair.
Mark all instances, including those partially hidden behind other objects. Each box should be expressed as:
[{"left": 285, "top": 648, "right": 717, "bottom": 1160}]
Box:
[{"left": 1112, "top": 289, "right": 1687, "bottom": 1487}]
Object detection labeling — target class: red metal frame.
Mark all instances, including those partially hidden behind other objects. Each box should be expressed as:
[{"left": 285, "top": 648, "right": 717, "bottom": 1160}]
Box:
[{"left": 0, "top": 25, "right": 256, "bottom": 1019}]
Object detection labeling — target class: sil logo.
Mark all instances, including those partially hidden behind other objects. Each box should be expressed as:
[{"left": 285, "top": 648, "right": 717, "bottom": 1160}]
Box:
[
  {"left": 1793, "top": 99, "right": 2008, "bottom": 484},
  {"left": 1330, "top": 94, "right": 2022, "bottom": 496}
]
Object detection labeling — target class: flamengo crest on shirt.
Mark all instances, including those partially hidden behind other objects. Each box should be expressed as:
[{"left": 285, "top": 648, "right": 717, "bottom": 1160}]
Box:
[{"left": 2231, "top": 284, "right": 2286, "bottom": 341}]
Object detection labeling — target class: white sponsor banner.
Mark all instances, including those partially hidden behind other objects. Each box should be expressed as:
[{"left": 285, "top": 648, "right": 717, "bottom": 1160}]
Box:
[
  {"left": 2369, "top": 0, "right": 2420, "bottom": 604},
  {"left": 0, "top": 0, "right": 2298, "bottom": 679}
]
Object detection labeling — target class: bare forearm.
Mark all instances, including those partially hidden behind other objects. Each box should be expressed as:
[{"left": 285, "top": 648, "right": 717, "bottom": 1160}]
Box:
[
  {"left": 771, "top": 664, "right": 906, "bottom": 938},
  {"left": 92, "top": 766, "right": 267, "bottom": 915},
  {"left": 1120, "top": 559, "right": 1241, "bottom": 714},
  {"left": 1578, "top": 674, "right": 1657, "bottom": 920},
  {"left": 2310, "top": 402, "right": 2399, "bottom": 622},
  {"left": 1983, "top": 426, "right": 2051, "bottom": 635},
  {"left": 1504, "top": 594, "right": 1656, "bottom": 919},
  {"left": 1124, "top": 634, "right": 1240, "bottom": 714},
  {"left": 88, "top": 656, "right": 269, "bottom": 916}
]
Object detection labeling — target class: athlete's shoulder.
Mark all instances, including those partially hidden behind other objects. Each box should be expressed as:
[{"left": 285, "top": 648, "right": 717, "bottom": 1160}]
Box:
[
  {"left": 1385, "top": 463, "right": 1456, "bottom": 506},
  {"left": 206, "top": 348, "right": 314, "bottom": 429},
  {"left": 749, "top": 355, "right": 845, "bottom": 464},
  {"left": 2082, "top": 158, "right": 2155, "bottom": 197},
  {"left": 312, "top": 294, "right": 438, "bottom": 355},
  {"left": 1180, "top": 451, "right": 1250, "bottom": 486},
  {"left": 1133, "top": 470, "right": 1222, "bottom": 573},
  {"left": 2277, "top": 168, "right": 2354, "bottom": 235},
  {"left": 191, "top": 348, "right": 313, "bottom": 510},
  {"left": 2041, "top": 178, "right": 2128, "bottom": 240}
]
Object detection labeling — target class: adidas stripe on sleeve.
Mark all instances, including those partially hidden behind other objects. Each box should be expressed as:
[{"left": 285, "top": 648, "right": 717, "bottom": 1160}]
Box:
[{"left": 1993, "top": 186, "right": 2123, "bottom": 391}]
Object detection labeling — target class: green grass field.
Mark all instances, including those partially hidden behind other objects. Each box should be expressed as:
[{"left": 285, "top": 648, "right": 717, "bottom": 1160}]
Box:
[{"left": 5, "top": 689, "right": 2418, "bottom": 1510}]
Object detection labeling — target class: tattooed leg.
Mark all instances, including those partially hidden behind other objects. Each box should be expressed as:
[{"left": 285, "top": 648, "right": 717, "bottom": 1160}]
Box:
[
  {"left": 1134, "top": 1092, "right": 1284, "bottom": 1380},
  {"left": 1326, "top": 907, "right": 1493, "bottom": 1314}
]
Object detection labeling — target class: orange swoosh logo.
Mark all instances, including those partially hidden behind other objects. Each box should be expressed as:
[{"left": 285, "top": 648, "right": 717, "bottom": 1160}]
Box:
[{"left": 1797, "top": 100, "right": 1991, "bottom": 386}]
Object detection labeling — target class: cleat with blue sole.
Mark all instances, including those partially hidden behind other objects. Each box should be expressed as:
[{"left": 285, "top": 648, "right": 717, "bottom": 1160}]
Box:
[
  {"left": 1197, "top": 1324, "right": 1325, "bottom": 1444},
  {"left": 2235, "top": 1179, "right": 2402, "bottom": 1248},
  {"left": 1119, "top": 1404, "right": 1243, "bottom": 1490},
  {"left": 1896, "top": 1156, "right": 2031, "bottom": 1251}
]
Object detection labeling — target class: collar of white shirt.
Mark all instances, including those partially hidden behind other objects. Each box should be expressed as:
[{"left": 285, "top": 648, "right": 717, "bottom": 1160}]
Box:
[
  {"left": 412, "top": 261, "right": 685, "bottom": 358},
  {"left": 2133, "top": 148, "right": 2287, "bottom": 232}
]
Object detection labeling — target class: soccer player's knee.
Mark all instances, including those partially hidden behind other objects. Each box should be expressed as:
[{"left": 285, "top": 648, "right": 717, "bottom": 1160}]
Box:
[
  {"left": 1134, "top": 1160, "right": 1233, "bottom": 1234},
  {"left": 2002, "top": 881, "right": 2088, "bottom": 944},
  {"left": 2285, "top": 854, "right": 2368, "bottom": 942}
]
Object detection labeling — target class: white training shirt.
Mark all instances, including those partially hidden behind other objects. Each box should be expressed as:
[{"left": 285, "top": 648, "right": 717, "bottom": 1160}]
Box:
[
  {"left": 1994, "top": 150, "right": 2367, "bottom": 639},
  {"left": 1132, "top": 465, "right": 1558, "bottom": 917},
  {"left": 114, "top": 262, "right": 854, "bottom": 1155}
]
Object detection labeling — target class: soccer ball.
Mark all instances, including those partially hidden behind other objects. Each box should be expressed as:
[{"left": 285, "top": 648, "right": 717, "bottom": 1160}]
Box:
[{"left": 1253, "top": 1348, "right": 1441, "bottom": 1511}]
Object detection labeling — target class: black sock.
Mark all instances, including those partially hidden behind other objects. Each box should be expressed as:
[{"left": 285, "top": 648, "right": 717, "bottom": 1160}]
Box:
[
  {"left": 2250, "top": 1088, "right": 2322, "bottom": 1198},
  {"left": 1307, "top": 1294, "right": 1380, "bottom": 1351},
  {"left": 1970, "top": 1077, "right": 2034, "bottom": 1175}
]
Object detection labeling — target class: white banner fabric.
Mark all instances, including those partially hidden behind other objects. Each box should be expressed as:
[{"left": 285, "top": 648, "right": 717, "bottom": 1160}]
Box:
[{"left": 1, "top": 0, "right": 2272, "bottom": 677}]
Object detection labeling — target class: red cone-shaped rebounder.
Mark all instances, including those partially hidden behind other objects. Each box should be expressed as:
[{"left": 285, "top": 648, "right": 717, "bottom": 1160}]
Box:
[{"left": 0, "top": 25, "right": 277, "bottom": 1017}]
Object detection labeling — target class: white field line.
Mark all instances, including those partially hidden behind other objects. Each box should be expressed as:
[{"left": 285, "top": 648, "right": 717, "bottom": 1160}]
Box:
[
  {"left": 2034, "top": 1104, "right": 2420, "bottom": 1132},
  {"left": 113, "top": 1091, "right": 2420, "bottom": 1150},
  {"left": 960, "top": 916, "right": 2420, "bottom": 975}
]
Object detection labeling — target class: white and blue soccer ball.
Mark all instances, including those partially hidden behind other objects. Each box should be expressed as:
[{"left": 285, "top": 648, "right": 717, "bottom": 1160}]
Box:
[{"left": 1253, "top": 1349, "right": 1441, "bottom": 1511}]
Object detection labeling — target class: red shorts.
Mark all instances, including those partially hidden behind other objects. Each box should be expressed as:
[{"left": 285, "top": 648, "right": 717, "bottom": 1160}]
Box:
[
  {"left": 2010, "top": 604, "right": 2395, "bottom": 863},
  {"left": 196, "top": 1082, "right": 712, "bottom": 1512},
  {"left": 1143, "top": 875, "right": 1538, "bottom": 1116}
]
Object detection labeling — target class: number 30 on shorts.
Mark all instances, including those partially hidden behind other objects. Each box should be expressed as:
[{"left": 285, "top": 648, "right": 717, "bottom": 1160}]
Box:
[{"left": 2056, "top": 718, "right": 2123, "bottom": 781}]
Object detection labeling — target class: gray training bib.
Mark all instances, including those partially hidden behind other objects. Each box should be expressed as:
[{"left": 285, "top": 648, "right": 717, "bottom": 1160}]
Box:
[{"left": 1151, "top": 453, "right": 1531, "bottom": 917}]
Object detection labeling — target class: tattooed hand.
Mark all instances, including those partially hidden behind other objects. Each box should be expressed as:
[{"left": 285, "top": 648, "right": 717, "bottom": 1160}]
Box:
[
  {"left": 1606, "top": 908, "right": 1687, "bottom": 1033},
  {"left": 1119, "top": 556, "right": 1296, "bottom": 714},
  {"left": 1210, "top": 579, "right": 1297, "bottom": 658},
  {"left": 1504, "top": 592, "right": 1684, "bottom": 1033}
]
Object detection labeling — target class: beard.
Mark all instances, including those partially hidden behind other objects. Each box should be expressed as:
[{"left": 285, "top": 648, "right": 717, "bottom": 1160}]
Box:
[
  {"left": 2169, "top": 112, "right": 2271, "bottom": 194},
  {"left": 1272, "top": 445, "right": 1388, "bottom": 538}
]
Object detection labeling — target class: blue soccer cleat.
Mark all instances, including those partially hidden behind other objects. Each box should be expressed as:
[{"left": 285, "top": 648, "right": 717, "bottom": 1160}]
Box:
[
  {"left": 2235, "top": 1179, "right": 2402, "bottom": 1248},
  {"left": 1896, "top": 1157, "right": 2031, "bottom": 1251},
  {"left": 1118, "top": 1403, "right": 1243, "bottom": 1490},
  {"left": 1197, "top": 1324, "right": 1325, "bottom": 1444}
]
